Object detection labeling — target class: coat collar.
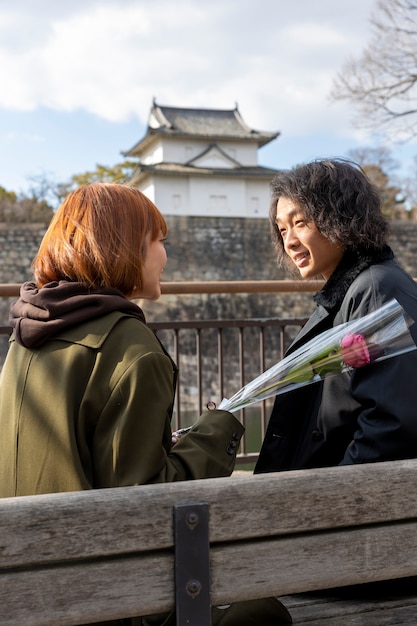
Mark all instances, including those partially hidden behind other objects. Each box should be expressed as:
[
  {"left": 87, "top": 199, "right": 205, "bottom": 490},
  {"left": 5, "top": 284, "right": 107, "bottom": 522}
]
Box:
[
  {"left": 288, "top": 246, "right": 395, "bottom": 351},
  {"left": 313, "top": 246, "right": 395, "bottom": 312}
]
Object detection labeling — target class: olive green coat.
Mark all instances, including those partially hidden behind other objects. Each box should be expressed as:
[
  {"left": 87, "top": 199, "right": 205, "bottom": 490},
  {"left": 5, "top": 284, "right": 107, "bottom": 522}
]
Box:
[{"left": 0, "top": 312, "right": 244, "bottom": 497}]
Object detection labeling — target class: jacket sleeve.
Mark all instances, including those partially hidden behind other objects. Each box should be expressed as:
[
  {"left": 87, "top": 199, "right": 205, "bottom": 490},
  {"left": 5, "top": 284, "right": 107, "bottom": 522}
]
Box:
[
  {"left": 91, "top": 350, "right": 244, "bottom": 487},
  {"left": 337, "top": 272, "right": 417, "bottom": 465},
  {"left": 340, "top": 349, "right": 417, "bottom": 465}
]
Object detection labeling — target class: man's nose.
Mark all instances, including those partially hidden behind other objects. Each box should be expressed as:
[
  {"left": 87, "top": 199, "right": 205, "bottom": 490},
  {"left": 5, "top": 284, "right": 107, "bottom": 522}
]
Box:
[{"left": 285, "top": 228, "right": 299, "bottom": 248}]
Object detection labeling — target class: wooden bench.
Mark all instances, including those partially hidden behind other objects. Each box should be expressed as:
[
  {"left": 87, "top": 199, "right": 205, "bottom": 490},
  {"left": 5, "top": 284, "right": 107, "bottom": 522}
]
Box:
[{"left": 1, "top": 459, "right": 417, "bottom": 625}]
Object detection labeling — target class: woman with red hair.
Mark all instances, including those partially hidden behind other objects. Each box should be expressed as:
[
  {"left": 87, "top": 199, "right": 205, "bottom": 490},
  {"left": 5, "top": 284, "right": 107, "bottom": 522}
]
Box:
[
  {"left": 0, "top": 183, "right": 292, "bottom": 625},
  {"left": 0, "top": 183, "right": 245, "bottom": 493}
]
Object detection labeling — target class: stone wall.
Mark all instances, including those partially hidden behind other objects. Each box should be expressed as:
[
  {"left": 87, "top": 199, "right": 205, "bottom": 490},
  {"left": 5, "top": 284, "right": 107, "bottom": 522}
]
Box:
[
  {"left": 0, "top": 222, "right": 47, "bottom": 286},
  {"left": 1, "top": 217, "right": 417, "bottom": 402},
  {"left": 139, "top": 216, "right": 417, "bottom": 325},
  {"left": 0, "top": 223, "right": 48, "bottom": 367},
  {"left": 2, "top": 216, "right": 417, "bottom": 333}
]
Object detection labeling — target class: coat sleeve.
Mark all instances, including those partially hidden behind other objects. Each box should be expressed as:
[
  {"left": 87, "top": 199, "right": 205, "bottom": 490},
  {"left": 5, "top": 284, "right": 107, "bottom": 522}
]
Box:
[
  {"left": 337, "top": 270, "right": 417, "bottom": 465},
  {"left": 91, "top": 350, "right": 244, "bottom": 487},
  {"left": 340, "top": 349, "right": 417, "bottom": 465}
]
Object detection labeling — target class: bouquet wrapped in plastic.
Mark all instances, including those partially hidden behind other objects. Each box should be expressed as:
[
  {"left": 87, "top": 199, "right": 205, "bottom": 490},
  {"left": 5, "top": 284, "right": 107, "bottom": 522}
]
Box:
[{"left": 218, "top": 299, "right": 416, "bottom": 414}]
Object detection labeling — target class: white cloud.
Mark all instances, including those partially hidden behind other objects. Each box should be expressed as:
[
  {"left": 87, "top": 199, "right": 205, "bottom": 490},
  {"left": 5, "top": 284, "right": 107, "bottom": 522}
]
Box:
[{"left": 0, "top": 0, "right": 377, "bottom": 138}]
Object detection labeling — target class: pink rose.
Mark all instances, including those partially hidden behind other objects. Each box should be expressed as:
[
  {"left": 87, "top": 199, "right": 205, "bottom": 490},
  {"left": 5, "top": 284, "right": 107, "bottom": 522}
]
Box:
[{"left": 341, "top": 333, "right": 371, "bottom": 368}]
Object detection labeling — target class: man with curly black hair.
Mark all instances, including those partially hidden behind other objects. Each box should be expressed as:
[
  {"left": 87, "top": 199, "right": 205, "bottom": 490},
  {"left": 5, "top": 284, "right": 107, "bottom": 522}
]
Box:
[{"left": 255, "top": 158, "right": 417, "bottom": 473}]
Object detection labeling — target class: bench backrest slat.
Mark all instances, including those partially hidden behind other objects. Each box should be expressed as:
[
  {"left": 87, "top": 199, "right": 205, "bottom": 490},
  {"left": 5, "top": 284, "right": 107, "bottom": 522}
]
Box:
[
  {"left": 2, "top": 521, "right": 417, "bottom": 624},
  {"left": 1, "top": 460, "right": 417, "bottom": 625}
]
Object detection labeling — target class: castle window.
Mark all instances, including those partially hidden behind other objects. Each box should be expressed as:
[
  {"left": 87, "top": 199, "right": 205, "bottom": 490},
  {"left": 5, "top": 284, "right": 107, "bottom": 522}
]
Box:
[
  {"left": 250, "top": 196, "right": 259, "bottom": 214},
  {"left": 172, "top": 194, "right": 182, "bottom": 209},
  {"left": 209, "top": 194, "right": 227, "bottom": 210}
]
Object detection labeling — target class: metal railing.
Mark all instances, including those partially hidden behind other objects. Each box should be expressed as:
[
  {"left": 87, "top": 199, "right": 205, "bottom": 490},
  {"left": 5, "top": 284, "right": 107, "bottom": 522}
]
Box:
[
  {"left": 149, "top": 316, "right": 308, "bottom": 466},
  {"left": 0, "top": 281, "right": 317, "bottom": 466}
]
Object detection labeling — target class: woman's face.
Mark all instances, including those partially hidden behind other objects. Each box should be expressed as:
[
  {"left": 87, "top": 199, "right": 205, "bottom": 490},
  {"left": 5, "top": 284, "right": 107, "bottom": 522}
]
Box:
[
  {"left": 276, "top": 197, "right": 344, "bottom": 281},
  {"left": 137, "top": 235, "right": 167, "bottom": 300}
]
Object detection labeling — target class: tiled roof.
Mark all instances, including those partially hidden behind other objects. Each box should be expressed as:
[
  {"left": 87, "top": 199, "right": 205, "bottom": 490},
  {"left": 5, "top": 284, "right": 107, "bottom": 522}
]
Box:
[
  {"left": 123, "top": 101, "right": 279, "bottom": 156},
  {"left": 151, "top": 102, "right": 277, "bottom": 140}
]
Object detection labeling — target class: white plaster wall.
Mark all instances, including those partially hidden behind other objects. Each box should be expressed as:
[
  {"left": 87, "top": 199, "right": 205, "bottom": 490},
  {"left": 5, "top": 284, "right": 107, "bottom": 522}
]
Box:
[
  {"left": 142, "top": 138, "right": 259, "bottom": 165},
  {"left": 142, "top": 175, "right": 271, "bottom": 218},
  {"left": 143, "top": 144, "right": 163, "bottom": 165},
  {"left": 152, "top": 177, "right": 190, "bottom": 215},
  {"left": 245, "top": 181, "right": 271, "bottom": 218},
  {"left": 189, "top": 176, "right": 246, "bottom": 217},
  {"left": 140, "top": 181, "right": 156, "bottom": 203}
]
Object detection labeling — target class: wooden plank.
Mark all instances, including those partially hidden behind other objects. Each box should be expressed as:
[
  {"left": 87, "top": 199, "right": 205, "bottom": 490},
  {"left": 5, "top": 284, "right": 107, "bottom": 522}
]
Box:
[
  {"left": 280, "top": 578, "right": 417, "bottom": 625},
  {"left": 1, "top": 521, "right": 417, "bottom": 625},
  {"left": 208, "top": 521, "right": 417, "bottom": 604},
  {"left": 2, "top": 460, "right": 417, "bottom": 569},
  {"left": 1, "top": 460, "right": 417, "bottom": 625},
  {"left": 285, "top": 597, "right": 417, "bottom": 626},
  {"left": 0, "top": 553, "right": 174, "bottom": 626}
]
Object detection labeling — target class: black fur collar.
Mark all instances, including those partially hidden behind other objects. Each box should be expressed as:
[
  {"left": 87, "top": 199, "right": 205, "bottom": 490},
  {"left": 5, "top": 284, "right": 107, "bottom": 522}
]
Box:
[{"left": 313, "top": 246, "right": 395, "bottom": 311}]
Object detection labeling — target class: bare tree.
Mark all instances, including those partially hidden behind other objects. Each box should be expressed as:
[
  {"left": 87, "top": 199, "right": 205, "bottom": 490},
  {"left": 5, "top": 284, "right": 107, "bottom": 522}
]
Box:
[
  {"left": 400, "top": 155, "right": 417, "bottom": 212},
  {"left": 27, "top": 172, "right": 72, "bottom": 209},
  {"left": 331, "top": 0, "right": 417, "bottom": 140},
  {"left": 0, "top": 183, "right": 54, "bottom": 223},
  {"left": 348, "top": 146, "right": 409, "bottom": 217},
  {"left": 348, "top": 145, "right": 399, "bottom": 173}
]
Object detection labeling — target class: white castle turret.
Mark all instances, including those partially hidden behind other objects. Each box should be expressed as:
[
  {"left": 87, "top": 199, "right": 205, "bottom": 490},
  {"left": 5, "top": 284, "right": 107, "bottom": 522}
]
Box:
[{"left": 123, "top": 100, "right": 280, "bottom": 218}]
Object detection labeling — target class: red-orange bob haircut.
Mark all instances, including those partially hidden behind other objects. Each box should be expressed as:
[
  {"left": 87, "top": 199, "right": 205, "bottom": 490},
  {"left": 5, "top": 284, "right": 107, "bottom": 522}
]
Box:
[{"left": 33, "top": 182, "right": 168, "bottom": 296}]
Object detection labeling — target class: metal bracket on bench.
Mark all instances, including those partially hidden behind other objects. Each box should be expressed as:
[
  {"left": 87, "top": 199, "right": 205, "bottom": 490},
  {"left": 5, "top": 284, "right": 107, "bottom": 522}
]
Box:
[{"left": 174, "top": 502, "right": 211, "bottom": 626}]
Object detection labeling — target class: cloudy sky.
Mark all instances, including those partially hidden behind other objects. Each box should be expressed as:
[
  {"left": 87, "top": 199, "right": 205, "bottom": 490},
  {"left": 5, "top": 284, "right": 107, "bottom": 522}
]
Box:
[{"left": 1, "top": 0, "right": 412, "bottom": 196}]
